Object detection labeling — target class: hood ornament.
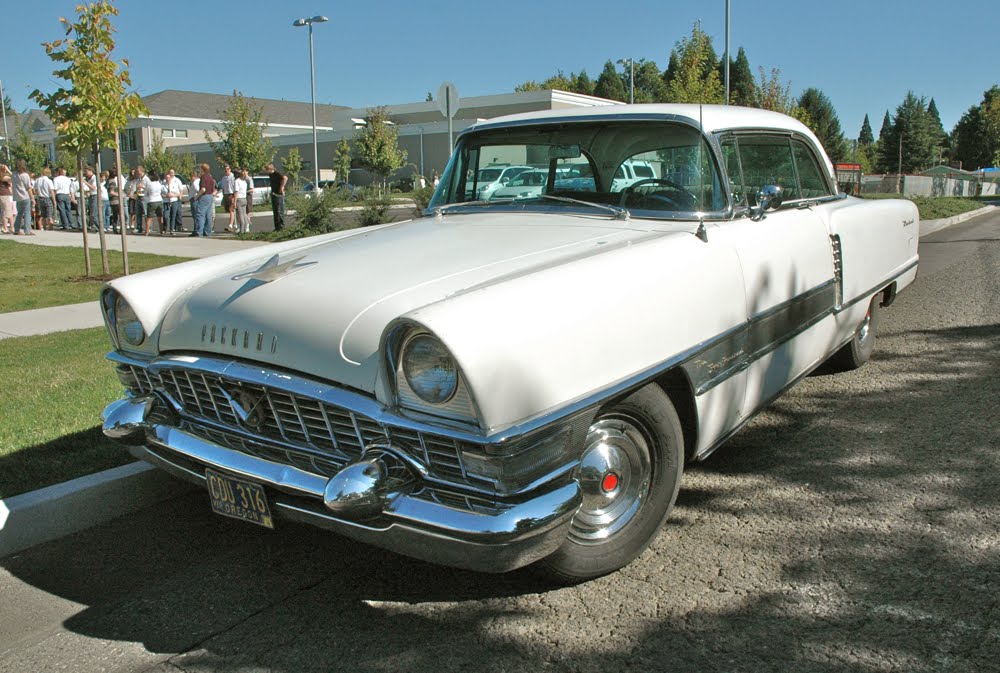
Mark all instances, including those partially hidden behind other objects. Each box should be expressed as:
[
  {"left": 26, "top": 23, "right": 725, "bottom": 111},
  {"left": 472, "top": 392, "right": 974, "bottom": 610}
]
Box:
[
  {"left": 218, "top": 385, "right": 268, "bottom": 431},
  {"left": 232, "top": 254, "right": 317, "bottom": 283}
]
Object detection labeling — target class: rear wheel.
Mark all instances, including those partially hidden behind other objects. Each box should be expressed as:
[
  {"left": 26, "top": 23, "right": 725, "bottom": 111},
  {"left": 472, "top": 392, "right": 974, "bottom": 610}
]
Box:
[
  {"left": 830, "top": 294, "right": 881, "bottom": 371},
  {"left": 538, "top": 384, "right": 684, "bottom": 583}
]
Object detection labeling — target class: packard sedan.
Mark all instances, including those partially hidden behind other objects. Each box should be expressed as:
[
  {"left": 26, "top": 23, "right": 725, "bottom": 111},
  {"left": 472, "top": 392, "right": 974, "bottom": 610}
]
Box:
[{"left": 101, "top": 105, "right": 918, "bottom": 582}]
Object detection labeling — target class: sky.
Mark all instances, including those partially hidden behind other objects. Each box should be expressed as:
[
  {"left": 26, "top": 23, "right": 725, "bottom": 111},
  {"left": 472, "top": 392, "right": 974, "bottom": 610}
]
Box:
[{"left": 2, "top": 0, "right": 998, "bottom": 140}]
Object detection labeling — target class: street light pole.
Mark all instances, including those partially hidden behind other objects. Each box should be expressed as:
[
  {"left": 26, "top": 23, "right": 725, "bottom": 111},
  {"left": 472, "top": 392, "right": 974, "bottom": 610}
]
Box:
[
  {"left": 616, "top": 58, "right": 635, "bottom": 104},
  {"left": 0, "top": 79, "right": 10, "bottom": 162},
  {"left": 724, "top": 0, "right": 731, "bottom": 104},
  {"left": 293, "top": 15, "right": 328, "bottom": 188}
]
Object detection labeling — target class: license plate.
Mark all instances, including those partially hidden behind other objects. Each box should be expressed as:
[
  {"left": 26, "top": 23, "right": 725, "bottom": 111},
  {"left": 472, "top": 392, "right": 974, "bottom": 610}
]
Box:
[{"left": 205, "top": 469, "right": 275, "bottom": 529}]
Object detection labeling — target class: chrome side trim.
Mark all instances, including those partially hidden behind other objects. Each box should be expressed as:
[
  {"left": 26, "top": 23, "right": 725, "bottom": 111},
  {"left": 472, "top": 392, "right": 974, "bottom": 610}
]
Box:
[{"left": 833, "top": 258, "right": 918, "bottom": 313}]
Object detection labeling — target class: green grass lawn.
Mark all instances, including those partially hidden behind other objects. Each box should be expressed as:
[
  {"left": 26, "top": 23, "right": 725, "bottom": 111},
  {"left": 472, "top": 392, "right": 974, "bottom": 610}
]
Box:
[
  {"left": 859, "top": 194, "right": 990, "bottom": 221},
  {"left": 0, "top": 240, "right": 191, "bottom": 313},
  {"left": 0, "top": 327, "right": 132, "bottom": 498}
]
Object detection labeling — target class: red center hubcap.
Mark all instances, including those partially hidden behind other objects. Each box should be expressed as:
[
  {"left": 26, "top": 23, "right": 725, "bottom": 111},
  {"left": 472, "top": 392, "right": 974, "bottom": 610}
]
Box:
[{"left": 601, "top": 472, "right": 620, "bottom": 493}]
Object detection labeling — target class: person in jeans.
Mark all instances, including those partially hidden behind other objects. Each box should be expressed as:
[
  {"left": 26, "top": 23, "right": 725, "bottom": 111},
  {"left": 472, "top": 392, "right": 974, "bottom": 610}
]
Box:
[
  {"left": 53, "top": 167, "right": 76, "bottom": 229},
  {"left": 266, "top": 163, "right": 287, "bottom": 231},
  {"left": 11, "top": 159, "right": 34, "bottom": 235},
  {"left": 163, "top": 169, "right": 183, "bottom": 234},
  {"left": 193, "top": 163, "right": 216, "bottom": 237},
  {"left": 187, "top": 169, "right": 200, "bottom": 233}
]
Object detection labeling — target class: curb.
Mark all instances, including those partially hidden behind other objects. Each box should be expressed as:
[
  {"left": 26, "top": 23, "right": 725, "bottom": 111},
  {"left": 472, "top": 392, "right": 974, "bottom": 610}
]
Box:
[
  {"left": 0, "top": 454, "right": 195, "bottom": 559},
  {"left": 3, "top": 200, "right": 996, "bottom": 559},
  {"left": 919, "top": 205, "right": 997, "bottom": 237}
]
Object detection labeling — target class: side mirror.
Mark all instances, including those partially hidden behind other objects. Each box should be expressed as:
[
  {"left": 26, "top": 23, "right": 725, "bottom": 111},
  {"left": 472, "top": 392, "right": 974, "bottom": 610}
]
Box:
[
  {"left": 751, "top": 185, "right": 783, "bottom": 221},
  {"left": 500, "top": 177, "right": 510, "bottom": 185}
]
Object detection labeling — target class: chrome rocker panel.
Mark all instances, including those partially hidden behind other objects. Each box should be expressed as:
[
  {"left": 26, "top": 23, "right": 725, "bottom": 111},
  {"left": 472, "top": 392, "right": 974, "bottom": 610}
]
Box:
[{"left": 103, "top": 396, "right": 582, "bottom": 573}]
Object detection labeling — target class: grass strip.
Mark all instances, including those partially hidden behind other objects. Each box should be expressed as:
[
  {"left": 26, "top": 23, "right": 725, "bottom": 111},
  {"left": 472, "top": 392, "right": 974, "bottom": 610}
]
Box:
[
  {"left": 860, "top": 195, "right": 990, "bottom": 221},
  {"left": 1, "top": 240, "right": 191, "bottom": 313},
  {"left": 0, "top": 327, "right": 131, "bottom": 498}
]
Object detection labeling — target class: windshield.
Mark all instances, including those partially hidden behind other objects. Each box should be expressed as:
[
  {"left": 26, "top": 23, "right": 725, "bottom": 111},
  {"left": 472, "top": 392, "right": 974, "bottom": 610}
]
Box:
[{"left": 430, "top": 120, "right": 725, "bottom": 219}]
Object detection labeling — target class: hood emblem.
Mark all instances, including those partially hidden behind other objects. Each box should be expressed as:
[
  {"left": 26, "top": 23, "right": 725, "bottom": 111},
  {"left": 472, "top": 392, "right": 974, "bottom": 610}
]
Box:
[
  {"left": 231, "top": 254, "right": 317, "bottom": 283},
  {"left": 218, "top": 385, "right": 269, "bottom": 431}
]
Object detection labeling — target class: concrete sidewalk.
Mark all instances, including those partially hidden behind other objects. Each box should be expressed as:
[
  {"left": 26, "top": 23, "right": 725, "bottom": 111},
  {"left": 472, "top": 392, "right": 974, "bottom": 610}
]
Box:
[
  {"left": 1, "top": 203, "right": 996, "bottom": 560},
  {"left": 0, "top": 302, "right": 104, "bottom": 340},
  {"left": 5, "top": 227, "right": 268, "bottom": 258}
]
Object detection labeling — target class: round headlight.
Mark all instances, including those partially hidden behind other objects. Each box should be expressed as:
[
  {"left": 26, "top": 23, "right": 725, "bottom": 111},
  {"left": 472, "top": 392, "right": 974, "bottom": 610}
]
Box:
[
  {"left": 401, "top": 334, "right": 458, "bottom": 404},
  {"left": 115, "top": 294, "right": 145, "bottom": 347}
]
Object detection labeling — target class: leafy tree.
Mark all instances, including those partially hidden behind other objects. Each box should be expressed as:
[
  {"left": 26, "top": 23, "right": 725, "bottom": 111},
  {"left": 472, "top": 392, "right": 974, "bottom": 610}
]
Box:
[
  {"left": 142, "top": 131, "right": 171, "bottom": 175},
  {"left": 334, "top": 137, "right": 352, "bottom": 184},
  {"left": 173, "top": 152, "right": 195, "bottom": 182},
  {"left": 353, "top": 106, "right": 407, "bottom": 188},
  {"left": 729, "top": 47, "right": 756, "bottom": 106},
  {"left": 594, "top": 61, "right": 627, "bottom": 101},
  {"left": 207, "top": 90, "right": 275, "bottom": 173},
  {"left": 797, "top": 88, "right": 848, "bottom": 162},
  {"left": 31, "top": 0, "right": 147, "bottom": 277},
  {"left": 514, "top": 80, "right": 543, "bottom": 92},
  {"left": 662, "top": 50, "right": 680, "bottom": 95},
  {"left": 664, "top": 24, "right": 723, "bottom": 104},
  {"left": 283, "top": 146, "right": 303, "bottom": 188},
  {"left": 951, "top": 85, "right": 1000, "bottom": 170},
  {"left": 751, "top": 67, "right": 807, "bottom": 124},
  {"left": 425, "top": 91, "right": 433, "bottom": 102},
  {"left": 858, "top": 114, "right": 875, "bottom": 146},
  {"left": 9, "top": 125, "right": 48, "bottom": 173}
]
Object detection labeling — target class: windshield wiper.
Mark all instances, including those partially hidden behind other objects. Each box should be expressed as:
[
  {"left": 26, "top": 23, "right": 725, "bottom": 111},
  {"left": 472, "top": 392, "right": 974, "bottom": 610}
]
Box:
[
  {"left": 432, "top": 200, "right": 497, "bottom": 215},
  {"left": 529, "top": 194, "right": 630, "bottom": 221}
]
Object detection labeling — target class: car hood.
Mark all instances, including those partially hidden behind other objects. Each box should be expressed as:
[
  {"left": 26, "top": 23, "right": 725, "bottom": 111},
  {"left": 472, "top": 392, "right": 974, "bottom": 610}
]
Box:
[{"left": 157, "top": 212, "right": 661, "bottom": 393}]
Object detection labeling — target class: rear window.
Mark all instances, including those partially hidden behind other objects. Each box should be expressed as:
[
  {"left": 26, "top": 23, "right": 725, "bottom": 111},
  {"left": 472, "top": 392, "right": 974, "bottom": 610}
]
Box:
[{"left": 253, "top": 177, "right": 270, "bottom": 188}]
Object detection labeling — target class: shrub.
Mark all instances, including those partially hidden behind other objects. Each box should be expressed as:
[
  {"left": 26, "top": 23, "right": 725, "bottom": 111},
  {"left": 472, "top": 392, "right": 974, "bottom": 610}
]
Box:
[{"left": 357, "top": 187, "right": 393, "bottom": 227}]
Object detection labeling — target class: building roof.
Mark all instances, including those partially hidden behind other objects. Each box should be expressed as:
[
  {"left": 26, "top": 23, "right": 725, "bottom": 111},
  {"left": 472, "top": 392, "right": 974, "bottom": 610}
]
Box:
[{"left": 140, "top": 90, "right": 348, "bottom": 128}]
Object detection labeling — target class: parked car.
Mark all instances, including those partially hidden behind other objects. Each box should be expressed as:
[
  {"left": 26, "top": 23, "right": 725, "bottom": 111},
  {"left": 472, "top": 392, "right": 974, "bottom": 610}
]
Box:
[
  {"left": 101, "top": 105, "right": 918, "bottom": 581},
  {"left": 464, "top": 164, "right": 531, "bottom": 200},
  {"left": 489, "top": 168, "right": 550, "bottom": 200}
]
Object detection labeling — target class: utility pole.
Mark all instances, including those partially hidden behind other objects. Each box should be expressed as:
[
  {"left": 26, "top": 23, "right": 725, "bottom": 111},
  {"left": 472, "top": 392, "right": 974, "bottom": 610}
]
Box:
[
  {"left": 724, "top": 0, "right": 731, "bottom": 104},
  {"left": 0, "top": 79, "right": 10, "bottom": 162}
]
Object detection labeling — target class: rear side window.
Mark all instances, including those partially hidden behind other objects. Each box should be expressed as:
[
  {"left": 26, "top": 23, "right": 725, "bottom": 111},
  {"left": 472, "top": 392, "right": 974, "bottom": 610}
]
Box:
[{"left": 723, "top": 134, "right": 832, "bottom": 206}]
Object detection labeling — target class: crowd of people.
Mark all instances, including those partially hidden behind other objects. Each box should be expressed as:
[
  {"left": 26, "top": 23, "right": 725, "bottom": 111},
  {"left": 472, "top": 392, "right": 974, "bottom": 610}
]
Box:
[{"left": 0, "top": 160, "right": 289, "bottom": 237}]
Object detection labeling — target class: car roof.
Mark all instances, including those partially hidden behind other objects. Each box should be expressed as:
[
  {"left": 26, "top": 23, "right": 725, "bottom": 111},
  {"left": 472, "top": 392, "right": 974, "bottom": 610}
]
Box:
[{"left": 464, "top": 104, "right": 832, "bottom": 179}]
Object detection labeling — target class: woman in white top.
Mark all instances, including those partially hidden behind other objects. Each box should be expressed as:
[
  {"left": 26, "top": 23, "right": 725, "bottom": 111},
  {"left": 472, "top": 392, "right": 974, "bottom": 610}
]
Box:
[
  {"left": 234, "top": 169, "right": 250, "bottom": 234},
  {"left": 142, "top": 170, "right": 165, "bottom": 235}
]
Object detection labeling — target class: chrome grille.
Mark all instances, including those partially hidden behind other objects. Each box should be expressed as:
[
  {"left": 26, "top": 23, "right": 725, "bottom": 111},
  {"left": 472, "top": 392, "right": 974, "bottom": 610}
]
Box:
[{"left": 137, "top": 364, "right": 468, "bottom": 484}]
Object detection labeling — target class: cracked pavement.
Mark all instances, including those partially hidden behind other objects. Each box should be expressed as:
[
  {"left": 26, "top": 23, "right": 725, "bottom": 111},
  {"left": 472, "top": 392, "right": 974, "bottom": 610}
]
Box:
[{"left": 1, "top": 210, "right": 999, "bottom": 673}]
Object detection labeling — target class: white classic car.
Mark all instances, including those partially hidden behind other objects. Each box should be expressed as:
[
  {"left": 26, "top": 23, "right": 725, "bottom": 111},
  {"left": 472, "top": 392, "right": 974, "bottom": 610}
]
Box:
[{"left": 101, "top": 105, "right": 918, "bottom": 582}]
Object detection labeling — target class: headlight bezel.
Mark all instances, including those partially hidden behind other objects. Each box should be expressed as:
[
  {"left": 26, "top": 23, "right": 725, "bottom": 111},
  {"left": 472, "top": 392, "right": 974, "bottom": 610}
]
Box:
[
  {"left": 101, "top": 288, "right": 148, "bottom": 353},
  {"left": 385, "top": 323, "right": 481, "bottom": 429}
]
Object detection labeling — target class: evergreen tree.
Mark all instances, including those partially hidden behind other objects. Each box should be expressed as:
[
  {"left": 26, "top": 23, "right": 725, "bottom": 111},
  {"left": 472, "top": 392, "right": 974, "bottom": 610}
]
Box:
[
  {"left": 662, "top": 50, "right": 680, "bottom": 97},
  {"left": 878, "top": 111, "right": 892, "bottom": 140},
  {"left": 877, "top": 92, "right": 939, "bottom": 174},
  {"left": 875, "top": 111, "right": 894, "bottom": 173},
  {"left": 927, "top": 97, "right": 948, "bottom": 160},
  {"left": 951, "top": 85, "right": 1000, "bottom": 170},
  {"left": 664, "top": 23, "right": 724, "bottom": 104},
  {"left": 633, "top": 59, "right": 666, "bottom": 103},
  {"left": 858, "top": 114, "right": 874, "bottom": 146},
  {"left": 572, "top": 70, "right": 595, "bottom": 96},
  {"left": 730, "top": 47, "right": 756, "bottom": 106},
  {"left": 797, "top": 88, "right": 848, "bottom": 162},
  {"left": 594, "top": 60, "right": 627, "bottom": 101}
]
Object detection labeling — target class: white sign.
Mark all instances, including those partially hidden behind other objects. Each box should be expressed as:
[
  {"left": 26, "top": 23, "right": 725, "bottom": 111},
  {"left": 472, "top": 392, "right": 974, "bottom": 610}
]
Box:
[{"left": 436, "top": 81, "right": 460, "bottom": 119}]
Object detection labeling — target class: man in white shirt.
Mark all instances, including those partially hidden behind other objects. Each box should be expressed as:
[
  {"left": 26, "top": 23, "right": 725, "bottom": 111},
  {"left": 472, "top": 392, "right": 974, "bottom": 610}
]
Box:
[
  {"left": 52, "top": 167, "right": 76, "bottom": 229},
  {"left": 141, "top": 169, "right": 165, "bottom": 235},
  {"left": 162, "top": 169, "right": 183, "bottom": 235},
  {"left": 187, "top": 170, "right": 201, "bottom": 234},
  {"left": 34, "top": 167, "right": 56, "bottom": 230},
  {"left": 218, "top": 164, "right": 236, "bottom": 231}
]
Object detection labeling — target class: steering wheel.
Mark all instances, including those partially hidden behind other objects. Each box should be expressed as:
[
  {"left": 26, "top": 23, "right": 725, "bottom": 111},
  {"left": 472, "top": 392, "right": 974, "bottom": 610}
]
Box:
[{"left": 619, "top": 178, "right": 695, "bottom": 210}]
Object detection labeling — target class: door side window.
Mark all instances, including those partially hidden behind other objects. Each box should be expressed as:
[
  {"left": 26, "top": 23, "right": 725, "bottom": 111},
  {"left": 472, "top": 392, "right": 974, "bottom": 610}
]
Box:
[
  {"left": 735, "top": 135, "right": 799, "bottom": 204},
  {"left": 719, "top": 136, "right": 746, "bottom": 208}
]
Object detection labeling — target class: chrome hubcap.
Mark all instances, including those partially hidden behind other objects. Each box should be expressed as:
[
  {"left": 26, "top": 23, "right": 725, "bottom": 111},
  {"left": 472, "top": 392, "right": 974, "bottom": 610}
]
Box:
[
  {"left": 858, "top": 307, "right": 872, "bottom": 343},
  {"left": 569, "top": 415, "right": 652, "bottom": 544}
]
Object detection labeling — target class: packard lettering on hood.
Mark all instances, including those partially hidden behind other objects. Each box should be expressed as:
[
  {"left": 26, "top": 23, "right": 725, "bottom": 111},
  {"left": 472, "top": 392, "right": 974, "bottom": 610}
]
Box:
[{"left": 99, "top": 104, "right": 919, "bottom": 581}]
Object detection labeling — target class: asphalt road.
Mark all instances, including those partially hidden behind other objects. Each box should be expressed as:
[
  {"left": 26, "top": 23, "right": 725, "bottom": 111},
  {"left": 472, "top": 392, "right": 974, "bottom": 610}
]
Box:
[{"left": 2, "top": 210, "right": 999, "bottom": 673}]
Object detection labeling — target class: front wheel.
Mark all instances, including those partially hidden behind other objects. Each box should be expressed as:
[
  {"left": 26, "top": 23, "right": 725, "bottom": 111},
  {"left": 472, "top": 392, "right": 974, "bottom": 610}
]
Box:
[{"left": 538, "top": 384, "right": 684, "bottom": 583}]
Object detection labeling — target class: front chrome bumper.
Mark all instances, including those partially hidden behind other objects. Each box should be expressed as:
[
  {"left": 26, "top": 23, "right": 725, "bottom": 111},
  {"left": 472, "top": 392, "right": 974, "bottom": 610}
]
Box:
[{"left": 103, "top": 396, "right": 582, "bottom": 572}]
